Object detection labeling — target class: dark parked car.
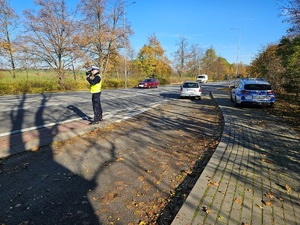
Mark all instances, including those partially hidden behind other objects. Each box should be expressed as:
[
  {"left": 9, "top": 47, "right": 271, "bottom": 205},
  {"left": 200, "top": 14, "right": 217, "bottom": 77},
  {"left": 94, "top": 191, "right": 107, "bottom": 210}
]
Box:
[{"left": 138, "top": 78, "right": 159, "bottom": 88}]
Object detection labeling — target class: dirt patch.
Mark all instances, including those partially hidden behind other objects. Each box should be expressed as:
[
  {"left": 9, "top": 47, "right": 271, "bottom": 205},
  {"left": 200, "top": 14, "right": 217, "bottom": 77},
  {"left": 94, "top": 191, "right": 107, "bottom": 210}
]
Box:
[
  {"left": 263, "top": 92, "right": 300, "bottom": 133},
  {"left": 56, "top": 97, "right": 223, "bottom": 224}
]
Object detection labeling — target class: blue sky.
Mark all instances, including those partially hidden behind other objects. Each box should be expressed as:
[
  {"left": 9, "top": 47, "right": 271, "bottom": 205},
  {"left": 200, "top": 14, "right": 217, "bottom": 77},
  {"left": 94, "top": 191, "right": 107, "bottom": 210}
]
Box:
[
  {"left": 126, "top": 0, "right": 290, "bottom": 65},
  {"left": 11, "top": 0, "right": 290, "bottom": 65}
]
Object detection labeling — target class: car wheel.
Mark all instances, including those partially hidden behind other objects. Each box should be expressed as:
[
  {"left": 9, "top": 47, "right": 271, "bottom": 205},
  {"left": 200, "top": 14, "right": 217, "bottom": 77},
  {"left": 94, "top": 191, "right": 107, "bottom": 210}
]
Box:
[
  {"left": 235, "top": 96, "right": 241, "bottom": 107},
  {"left": 230, "top": 93, "right": 234, "bottom": 101}
]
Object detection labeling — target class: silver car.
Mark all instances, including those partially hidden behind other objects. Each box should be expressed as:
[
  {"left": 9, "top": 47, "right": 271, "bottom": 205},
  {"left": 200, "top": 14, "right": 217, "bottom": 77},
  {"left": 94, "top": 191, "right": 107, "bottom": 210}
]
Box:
[{"left": 179, "top": 81, "right": 202, "bottom": 99}]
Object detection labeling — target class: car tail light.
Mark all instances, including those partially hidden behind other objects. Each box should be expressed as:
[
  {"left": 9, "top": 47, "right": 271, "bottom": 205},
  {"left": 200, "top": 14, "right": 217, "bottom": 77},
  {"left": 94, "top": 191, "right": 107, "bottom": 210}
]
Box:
[
  {"left": 267, "top": 90, "right": 274, "bottom": 94},
  {"left": 199, "top": 89, "right": 202, "bottom": 93},
  {"left": 180, "top": 87, "right": 182, "bottom": 92},
  {"left": 240, "top": 90, "right": 250, "bottom": 95}
]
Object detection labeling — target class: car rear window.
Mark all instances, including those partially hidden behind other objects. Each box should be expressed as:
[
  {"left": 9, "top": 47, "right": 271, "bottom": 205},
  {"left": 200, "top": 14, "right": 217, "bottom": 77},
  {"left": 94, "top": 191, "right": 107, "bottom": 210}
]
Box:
[
  {"left": 183, "top": 83, "right": 199, "bottom": 88},
  {"left": 244, "top": 84, "right": 272, "bottom": 90}
]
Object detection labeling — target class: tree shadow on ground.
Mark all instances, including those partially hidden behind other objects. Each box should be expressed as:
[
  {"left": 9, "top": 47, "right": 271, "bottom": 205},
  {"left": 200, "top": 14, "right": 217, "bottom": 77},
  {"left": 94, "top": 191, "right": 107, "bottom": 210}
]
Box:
[{"left": 0, "top": 93, "right": 100, "bottom": 224}]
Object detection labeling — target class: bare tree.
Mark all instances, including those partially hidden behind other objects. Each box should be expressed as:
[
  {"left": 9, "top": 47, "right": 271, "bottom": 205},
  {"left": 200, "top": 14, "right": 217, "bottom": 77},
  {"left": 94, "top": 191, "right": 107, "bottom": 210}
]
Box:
[
  {"left": 188, "top": 44, "right": 204, "bottom": 77},
  {"left": 280, "top": 0, "right": 300, "bottom": 35},
  {"left": 0, "top": 0, "right": 19, "bottom": 78},
  {"left": 22, "top": 0, "right": 80, "bottom": 86},
  {"left": 173, "top": 36, "right": 190, "bottom": 78},
  {"left": 79, "top": 0, "right": 132, "bottom": 76}
]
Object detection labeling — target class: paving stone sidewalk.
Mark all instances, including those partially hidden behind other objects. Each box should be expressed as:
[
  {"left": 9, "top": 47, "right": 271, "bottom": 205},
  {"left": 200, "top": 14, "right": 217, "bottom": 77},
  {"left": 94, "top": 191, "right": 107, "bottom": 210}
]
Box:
[{"left": 172, "top": 90, "right": 300, "bottom": 225}]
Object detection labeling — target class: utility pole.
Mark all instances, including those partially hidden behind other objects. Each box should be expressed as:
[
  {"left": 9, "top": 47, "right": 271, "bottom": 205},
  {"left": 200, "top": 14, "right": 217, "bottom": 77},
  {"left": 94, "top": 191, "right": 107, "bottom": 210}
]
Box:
[
  {"left": 230, "top": 28, "right": 241, "bottom": 77},
  {"left": 123, "top": 1, "right": 135, "bottom": 88}
]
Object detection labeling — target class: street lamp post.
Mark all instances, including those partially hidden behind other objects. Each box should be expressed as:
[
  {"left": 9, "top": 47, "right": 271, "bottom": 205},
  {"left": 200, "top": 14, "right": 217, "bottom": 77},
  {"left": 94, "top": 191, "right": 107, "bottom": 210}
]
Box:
[
  {"left": 231, "top": 28, "right": 241, "bottom": 77},
  {"left": 124, "top": 1, "right": 135, "bottom": 88}
]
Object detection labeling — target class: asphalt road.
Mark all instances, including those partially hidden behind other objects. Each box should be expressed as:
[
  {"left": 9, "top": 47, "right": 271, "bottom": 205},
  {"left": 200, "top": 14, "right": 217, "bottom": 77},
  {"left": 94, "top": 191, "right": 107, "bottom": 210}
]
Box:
[
  {"left": 0, "top": 83, "right": 228, "bottom": 137},
  {"left": 0, "top": 86, "right": 174, "bottom": 136}
]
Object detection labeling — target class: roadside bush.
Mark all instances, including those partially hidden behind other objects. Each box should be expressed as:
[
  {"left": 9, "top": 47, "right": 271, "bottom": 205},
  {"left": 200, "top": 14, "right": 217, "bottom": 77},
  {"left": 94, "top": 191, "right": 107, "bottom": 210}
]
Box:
[
  {"left": 63, "top": 79, "right": 89, "bottom": 91},
  {"left": 0, "top": 72, "right": 194, "bottom": 95},
  {"left": 103, "top": 78, "right": 124, "bottom": 89},
  {"left": 18, "top": 80, "right": 59, "bottom": 94},
  {"left": 128, "top": 78, "right": 141, "bottom": 88},
  {"left": 74, "top": 81, "right": 90, "bottom": 91},
  {"left": 158, "top": 77, "right": 169, "bottom": 85},
  {"left": 0, "top": 82, "right": 15, "bottom": 95},
  {"left": 0, "top": 80, "right": 61, "bottom": 95}
]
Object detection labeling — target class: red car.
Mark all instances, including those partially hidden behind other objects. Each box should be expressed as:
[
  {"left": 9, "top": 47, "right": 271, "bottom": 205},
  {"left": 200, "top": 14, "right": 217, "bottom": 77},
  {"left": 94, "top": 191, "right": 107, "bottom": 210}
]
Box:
[{"left": 138, "top": 78, "right": 159, "bottom": 88}]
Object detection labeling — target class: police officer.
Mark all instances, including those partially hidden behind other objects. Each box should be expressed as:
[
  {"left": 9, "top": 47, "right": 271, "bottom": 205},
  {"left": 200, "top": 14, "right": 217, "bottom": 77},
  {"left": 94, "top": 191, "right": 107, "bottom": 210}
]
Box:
[{"left": 86, "top": 66, "right": 103, "bottom": 125}]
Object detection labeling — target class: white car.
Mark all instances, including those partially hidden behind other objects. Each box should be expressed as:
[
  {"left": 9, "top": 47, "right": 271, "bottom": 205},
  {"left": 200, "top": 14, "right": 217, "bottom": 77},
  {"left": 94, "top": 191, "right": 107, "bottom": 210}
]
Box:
[
  {"left": 179, "top": 81, "right": 202, "bottom": 99},
  {"left": 230, "top": 78, "right": 275, "bottom": 107},
  {"left": 196, "top": 74, "right": 208, "bottom": 83}
]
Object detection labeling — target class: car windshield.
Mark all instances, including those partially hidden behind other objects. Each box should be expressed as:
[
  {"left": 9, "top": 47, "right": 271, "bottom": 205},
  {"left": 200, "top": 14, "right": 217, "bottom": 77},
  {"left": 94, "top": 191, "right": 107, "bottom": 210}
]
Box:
[
  {"left": 198, "top": 76, "right": 205, "bottom": 79},
  {"left": 142, "top": 79, "right": 151, "bottom": 82},
  {"left": 183, "top": 83, "right": 199, "bottom": 88},
  {"left": 244, "top": 84, "right": 272, "bottom": 90}
]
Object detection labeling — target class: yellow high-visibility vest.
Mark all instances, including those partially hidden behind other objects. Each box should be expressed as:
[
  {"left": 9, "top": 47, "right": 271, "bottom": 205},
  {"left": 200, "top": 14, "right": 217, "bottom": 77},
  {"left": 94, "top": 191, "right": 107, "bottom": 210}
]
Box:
[{"left": 90, "top": 75, "right": 102, "bottom": 93}]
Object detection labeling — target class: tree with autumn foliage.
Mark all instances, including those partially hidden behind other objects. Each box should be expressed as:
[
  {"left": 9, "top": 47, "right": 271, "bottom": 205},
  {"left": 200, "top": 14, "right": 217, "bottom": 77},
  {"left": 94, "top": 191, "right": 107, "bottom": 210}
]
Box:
[
  {"left": 201, "top": 47, "right": 217, "bottom": 75},
  {"left": 134, "top": 34, "right": 172, "bottom": 82},
  {"left": 277, "top": 36, "right": 300, "bottom": 95},
  {"left": 249, "top": 0, "right": 300, "bottom": 95},
  {"left": 0, "top": 0, "right": 19, "bottom": 78},
  {"left": 250, "top": 37, "right": 300, "bottom": 96},
  {"left": 249, "top": 44, "right": 285, "bottom": 91},
  {"left": 210, "top": 57, "right": 230, "bottom": 81},
  {"left": 278, "top": 0, "right": 300, "bottom": 95}
]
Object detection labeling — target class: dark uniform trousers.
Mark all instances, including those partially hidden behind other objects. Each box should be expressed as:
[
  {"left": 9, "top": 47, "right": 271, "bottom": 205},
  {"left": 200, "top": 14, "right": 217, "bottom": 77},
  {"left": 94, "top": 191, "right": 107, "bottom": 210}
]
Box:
[{"left": 92, "top": 92, "right": 103, "bottom": 122}]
